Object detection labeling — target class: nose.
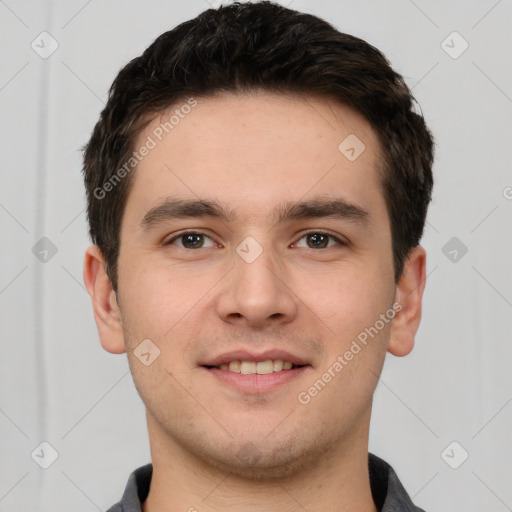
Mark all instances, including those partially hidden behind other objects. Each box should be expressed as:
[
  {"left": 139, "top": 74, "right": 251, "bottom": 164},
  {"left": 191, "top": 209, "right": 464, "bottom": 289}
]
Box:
[{"left": 216, "top": 244, "right": 298, "bottom": 329}]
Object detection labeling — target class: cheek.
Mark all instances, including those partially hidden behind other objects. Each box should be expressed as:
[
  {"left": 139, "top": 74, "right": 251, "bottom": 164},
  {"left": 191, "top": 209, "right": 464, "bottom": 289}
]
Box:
[
  {"left": 117, "top": 261, "right": 219, "bottom": 386},
  {"left": 298, "top": 265, "right": 392, "bottom": 343},
  {"left": 117, "top": 257, "right": 206, "bottom": 337},
  {"left": 298, "top": 287, "right": 392, "bottom": 423}
]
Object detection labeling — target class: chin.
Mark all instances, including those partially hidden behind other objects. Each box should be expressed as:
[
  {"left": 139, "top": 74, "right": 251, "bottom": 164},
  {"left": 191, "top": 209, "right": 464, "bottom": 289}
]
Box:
[{"left": 193, "top": 433, "right": 334, "bottom": 482}]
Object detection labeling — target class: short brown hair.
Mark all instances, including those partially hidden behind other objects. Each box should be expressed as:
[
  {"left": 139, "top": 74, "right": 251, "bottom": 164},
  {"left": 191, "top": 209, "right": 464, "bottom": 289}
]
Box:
[{"left": 83, "top": 0, "right": 434, "bottom": 292}]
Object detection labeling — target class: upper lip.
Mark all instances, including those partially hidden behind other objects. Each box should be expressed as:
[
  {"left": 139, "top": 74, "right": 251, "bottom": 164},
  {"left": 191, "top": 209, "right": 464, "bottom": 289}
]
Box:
[{"left": 200, "top": 349, "right": 310, "bottom": 367}]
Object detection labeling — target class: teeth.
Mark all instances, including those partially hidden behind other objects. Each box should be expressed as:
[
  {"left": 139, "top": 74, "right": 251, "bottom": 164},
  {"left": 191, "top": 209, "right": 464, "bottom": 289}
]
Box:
[
  {"left": 257, "top": 360, "right": 273, "bottom": 374},
  {"left": 240, "top": 361, "right": 257, "bottom": 374},
  {"left": 229, "top": 360, "right": 241, "bottom": 373},
  {"left": 273, "top": 360, "right": 284, "bottom": 371},
  {"left": 216, "top": 359, "right": 300, "bottom": 374}
]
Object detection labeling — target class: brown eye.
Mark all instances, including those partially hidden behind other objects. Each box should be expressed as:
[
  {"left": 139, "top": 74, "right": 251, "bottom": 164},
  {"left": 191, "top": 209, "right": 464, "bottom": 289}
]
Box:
[
  {"left": 306, "top": 233, "right": 329, "bottom": 248},
  {"left": 181, "top": 233, "right": 205, "bottom": 248},
  {"left": 295, "top": 231, "right": 345, "bottom": 249},
  {"left": 164, "top": 232, "right": 215, "bottom": 249}
]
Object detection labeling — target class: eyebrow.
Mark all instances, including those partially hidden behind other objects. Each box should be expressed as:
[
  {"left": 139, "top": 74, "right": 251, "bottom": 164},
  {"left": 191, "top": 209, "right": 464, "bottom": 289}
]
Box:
[{"left": 139, "top": 197, "right": 370, "bottom": 231}]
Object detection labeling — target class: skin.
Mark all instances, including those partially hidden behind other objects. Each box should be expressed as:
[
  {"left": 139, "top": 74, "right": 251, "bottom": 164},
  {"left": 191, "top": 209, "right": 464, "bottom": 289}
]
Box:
[{"left": 84, "top": 91, "right": 426, "bottom": 512}]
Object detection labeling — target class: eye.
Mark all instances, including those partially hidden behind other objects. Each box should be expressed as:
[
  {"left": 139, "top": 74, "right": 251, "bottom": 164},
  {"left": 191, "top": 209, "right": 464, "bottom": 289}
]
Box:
[
  {"left": 294, "top": 231, "right": 346, "bottom": 249},
  {"left": 163, "top": 231, "right": 216, "bottom": 249}
]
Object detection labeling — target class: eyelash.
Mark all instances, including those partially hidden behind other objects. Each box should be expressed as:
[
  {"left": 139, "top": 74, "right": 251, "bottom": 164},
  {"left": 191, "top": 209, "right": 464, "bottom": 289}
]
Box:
[{"left": 162, "top": 230, "right": 347, "bottom": 249}]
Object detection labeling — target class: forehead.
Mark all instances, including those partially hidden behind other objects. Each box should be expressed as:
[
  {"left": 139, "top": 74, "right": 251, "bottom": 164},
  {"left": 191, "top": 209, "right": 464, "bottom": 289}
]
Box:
[{"left": 122, "top": 91, "right": 386, "bottom": 230}]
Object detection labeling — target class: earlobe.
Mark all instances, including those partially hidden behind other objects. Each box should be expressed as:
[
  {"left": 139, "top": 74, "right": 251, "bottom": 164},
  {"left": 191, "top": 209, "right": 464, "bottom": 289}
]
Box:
[
  {"left": 387, "top": 246, "right": 427, "bottom": 357},
  {"left": 83, "top": 244, "right": 126, "bottom": 354}
]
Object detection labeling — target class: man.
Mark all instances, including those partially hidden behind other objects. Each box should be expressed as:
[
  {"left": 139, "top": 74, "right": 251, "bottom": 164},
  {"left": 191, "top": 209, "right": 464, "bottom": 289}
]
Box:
[{"left": 82, "top": 1, "right": 434, "bottom": 511}]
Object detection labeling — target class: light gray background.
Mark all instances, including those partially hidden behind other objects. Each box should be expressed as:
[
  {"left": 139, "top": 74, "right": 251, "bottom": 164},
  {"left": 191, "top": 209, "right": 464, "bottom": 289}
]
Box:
[{"left": 1, "top": 1, "right": 511, "bottom": 511}]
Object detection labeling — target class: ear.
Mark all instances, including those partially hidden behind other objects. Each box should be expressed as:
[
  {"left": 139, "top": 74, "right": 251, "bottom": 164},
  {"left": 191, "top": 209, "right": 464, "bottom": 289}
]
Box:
[
  {"left": 387, "top": 246, "right": 427, "bottom": 357},
  {"left": 83, "top": 244, "right": 126, "bottom": 354}
]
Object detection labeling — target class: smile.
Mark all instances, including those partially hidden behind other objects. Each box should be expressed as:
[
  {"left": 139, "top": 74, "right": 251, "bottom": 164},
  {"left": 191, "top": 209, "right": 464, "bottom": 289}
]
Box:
[{"left": 206, "top": 359, "right": 304, "bottom": 374}]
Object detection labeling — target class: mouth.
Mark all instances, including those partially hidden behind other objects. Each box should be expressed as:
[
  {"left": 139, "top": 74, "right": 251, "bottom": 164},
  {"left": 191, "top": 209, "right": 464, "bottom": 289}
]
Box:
[
  {"left": 203, "top": 359, "right": 306, "bottom": 374},
  {"left": 200, "top": 351, "right": 312, "bottom": 394}
]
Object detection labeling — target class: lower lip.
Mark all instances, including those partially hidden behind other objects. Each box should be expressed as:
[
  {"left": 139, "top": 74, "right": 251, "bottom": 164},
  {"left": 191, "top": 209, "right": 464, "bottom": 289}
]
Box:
[{"left": 203, "top": 366, "right": 310, "bottom": 394}]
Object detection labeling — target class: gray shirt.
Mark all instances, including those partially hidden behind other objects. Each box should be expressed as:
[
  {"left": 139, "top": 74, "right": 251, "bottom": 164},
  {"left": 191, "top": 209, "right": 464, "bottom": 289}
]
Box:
[{"left": 106, "top": 453, "right": 425, "bottom": 511}]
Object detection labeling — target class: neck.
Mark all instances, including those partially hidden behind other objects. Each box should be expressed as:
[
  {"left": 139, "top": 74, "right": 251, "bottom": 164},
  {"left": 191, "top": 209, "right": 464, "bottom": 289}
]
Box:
[{"left": 142, "top": 412, "right": 378, "bottom": 512}]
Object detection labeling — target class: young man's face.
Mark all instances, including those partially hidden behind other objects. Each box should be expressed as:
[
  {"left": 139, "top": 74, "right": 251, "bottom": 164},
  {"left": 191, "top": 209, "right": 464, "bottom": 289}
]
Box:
[{"left": 85, "top": 91, "right": 425, "bottom": 478}]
